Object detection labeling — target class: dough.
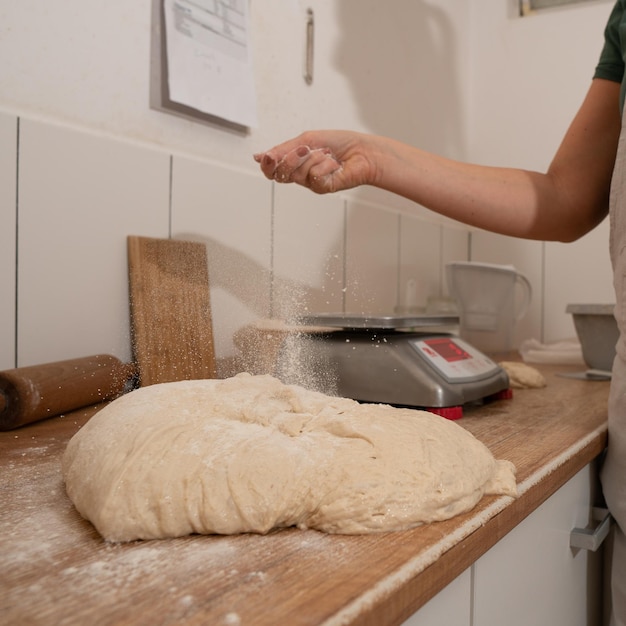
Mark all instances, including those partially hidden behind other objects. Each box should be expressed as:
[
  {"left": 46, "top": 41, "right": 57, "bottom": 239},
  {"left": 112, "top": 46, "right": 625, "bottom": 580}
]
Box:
[
  {"left": 499, "top": 361, "right": 547, "bottom": 389},
  {"left": 62, "top": 373, "right": 517, "bottom": 542}
]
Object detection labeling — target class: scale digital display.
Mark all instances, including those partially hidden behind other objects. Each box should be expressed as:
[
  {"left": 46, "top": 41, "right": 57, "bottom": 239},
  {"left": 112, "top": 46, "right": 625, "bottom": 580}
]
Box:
[
  {"left": 421, "top": 337, "right": 473, "bottom": 363},
  {"left": 410, "top": 336, "right": 499, "bottom": 383}
]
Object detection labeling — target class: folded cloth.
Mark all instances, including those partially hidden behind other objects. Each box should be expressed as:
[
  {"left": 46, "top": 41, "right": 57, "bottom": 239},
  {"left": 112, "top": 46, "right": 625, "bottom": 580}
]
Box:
[{"left": 519, "top": 338, "right": 585, "bottom": 365}]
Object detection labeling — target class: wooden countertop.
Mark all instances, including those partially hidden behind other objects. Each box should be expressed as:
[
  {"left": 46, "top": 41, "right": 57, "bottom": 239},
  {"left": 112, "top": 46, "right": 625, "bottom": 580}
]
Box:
[{"left": 0, "top": 364, "right": 609, "bottom": 626}]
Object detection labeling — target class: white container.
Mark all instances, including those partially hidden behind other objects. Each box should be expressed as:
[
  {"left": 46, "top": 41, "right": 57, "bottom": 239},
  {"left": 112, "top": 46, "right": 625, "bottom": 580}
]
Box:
[{"left": 446, "top": 262, "right": 532, "bottom": 354}]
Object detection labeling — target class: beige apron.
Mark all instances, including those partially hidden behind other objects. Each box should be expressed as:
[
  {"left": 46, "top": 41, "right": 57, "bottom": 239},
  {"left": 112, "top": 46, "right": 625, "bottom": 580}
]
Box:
[{"left": 603, "top": 100, "right": 626, "bottom": 626}]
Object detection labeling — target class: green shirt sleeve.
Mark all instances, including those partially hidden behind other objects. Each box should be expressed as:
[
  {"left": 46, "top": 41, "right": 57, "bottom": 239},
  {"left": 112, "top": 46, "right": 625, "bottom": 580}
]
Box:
[
  {"left": 595, "top": 0, "right": 626, "bottom": 113},
  {"left": 595, "top": 0, "right": 626, "bottom": 84}
]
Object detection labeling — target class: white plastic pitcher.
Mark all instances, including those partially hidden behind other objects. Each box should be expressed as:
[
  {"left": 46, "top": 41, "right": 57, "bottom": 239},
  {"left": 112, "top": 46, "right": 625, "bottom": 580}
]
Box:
[{"left": 446, "top": 261, "right": 532, "bottom": 354}]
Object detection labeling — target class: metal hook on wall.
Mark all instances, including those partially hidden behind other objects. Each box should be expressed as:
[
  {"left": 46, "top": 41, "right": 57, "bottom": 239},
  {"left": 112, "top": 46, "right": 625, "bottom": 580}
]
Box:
[{"left": 304, "top": 8, "right": 314, "bottom": 85}]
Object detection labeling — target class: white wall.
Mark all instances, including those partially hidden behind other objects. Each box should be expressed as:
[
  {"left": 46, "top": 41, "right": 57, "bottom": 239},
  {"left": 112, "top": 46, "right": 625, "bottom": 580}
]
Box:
[
  {"left": 467, "top": 0, "right": 616, "bottom": 343},
  {"left": 0, "top": 0, "right": 619, "bottom": 372},
  {"left": 0, "top": 114, "right": 17, "bottom": 370},
  {"left": 0, "top": 1, "right": 471, "bottom": 178}
]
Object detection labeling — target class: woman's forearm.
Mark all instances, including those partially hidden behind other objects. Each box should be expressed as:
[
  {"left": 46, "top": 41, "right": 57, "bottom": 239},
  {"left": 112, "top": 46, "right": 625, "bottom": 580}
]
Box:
[{"left": 366, "top": 137, "right": 554, "bottom": 239}]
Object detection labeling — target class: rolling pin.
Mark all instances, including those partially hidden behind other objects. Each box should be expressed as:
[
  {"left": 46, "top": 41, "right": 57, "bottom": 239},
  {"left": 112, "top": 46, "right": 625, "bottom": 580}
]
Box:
[{"left": 0, "top": 354, "right": 136, "bottom": 431}]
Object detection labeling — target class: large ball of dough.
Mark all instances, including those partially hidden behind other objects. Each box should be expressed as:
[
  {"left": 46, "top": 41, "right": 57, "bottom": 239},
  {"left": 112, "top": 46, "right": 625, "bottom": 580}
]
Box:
[{"left": 62, "top": 373, "right": 516, "bottom": 542}]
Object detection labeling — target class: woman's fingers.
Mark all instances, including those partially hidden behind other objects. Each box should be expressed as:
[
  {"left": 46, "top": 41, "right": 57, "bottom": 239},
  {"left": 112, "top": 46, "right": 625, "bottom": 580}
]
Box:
[
  {"left": 254, "top": 145, "right": 342, "bottom": 191},
  {"left": 272, "top": 146, "right": 314, "bottom": 182}
]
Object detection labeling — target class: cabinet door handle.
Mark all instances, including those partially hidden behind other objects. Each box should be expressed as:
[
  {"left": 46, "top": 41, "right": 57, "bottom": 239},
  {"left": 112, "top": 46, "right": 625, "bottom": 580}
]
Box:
[{"left": 570, "top": 507, "right": 612, "bottom": 552}]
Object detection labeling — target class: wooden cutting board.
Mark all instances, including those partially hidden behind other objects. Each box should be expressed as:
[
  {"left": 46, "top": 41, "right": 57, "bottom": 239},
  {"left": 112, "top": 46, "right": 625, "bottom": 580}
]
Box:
[{"left": 127, "top": 236, "right": 217, "bottom": 386}]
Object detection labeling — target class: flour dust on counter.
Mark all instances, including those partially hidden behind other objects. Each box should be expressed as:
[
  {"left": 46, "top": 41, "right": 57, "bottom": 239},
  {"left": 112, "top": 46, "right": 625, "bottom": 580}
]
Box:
[{"left": 62, "top": 373, "right": 518, "bottom": 542}]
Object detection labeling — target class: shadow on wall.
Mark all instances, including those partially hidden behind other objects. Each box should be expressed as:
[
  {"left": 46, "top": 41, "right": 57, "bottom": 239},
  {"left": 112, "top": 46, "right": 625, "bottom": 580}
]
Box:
[
  {"left": 177, "top": 232, "right": 342, "bottom": 320},
  {"left": 175, "top": 232, "right": 345, "bottom": 375},
  {"left": 333, "top": 1, "right": 466, "bottom": 159},
  {"left": 330, "top": 2, "right": 468, "bottom": 314}
]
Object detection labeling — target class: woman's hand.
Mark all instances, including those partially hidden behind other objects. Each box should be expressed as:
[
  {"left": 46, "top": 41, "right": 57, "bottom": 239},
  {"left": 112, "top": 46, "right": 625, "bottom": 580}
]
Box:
[{"left": 253, "top": 130, "right": 377, "bottom": 194}]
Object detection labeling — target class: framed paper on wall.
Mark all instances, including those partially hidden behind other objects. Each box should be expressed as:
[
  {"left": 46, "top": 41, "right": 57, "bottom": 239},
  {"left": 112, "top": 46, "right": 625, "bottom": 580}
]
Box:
[
  {"left": 520, "top": 0, "right": 611, "bottom": 15},
  {"left": 149, "top": 0, "right": 257, "bottom": 132}
]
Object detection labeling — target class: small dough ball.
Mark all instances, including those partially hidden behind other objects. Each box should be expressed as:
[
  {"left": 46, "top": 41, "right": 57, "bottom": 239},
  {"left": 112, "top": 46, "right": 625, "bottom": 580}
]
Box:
[{"left": 499, "top": 361, "right": 546, "bottom": 389}]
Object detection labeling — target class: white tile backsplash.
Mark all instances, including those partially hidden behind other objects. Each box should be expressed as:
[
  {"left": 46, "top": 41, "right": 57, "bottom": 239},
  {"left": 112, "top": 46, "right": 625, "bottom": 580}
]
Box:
[
  {"left": 543, "top": 219, "right": 613, "bottom": 343},
  {"left": 399, "top": 216, "right": 455, "bottom": 312},
  {"left": 0, "top": 113, "right": 17, "bottom": 370},
  {"left": 273, "top": 184, "right": 345, "bottom": 319},
  {"left": 4, "top": 115, "right": 616, "bottom": 370},
  {"left": 170, "top": 156, "right": 272, "bottom": 361},
  {"left": 17, "top": 119, "right": 171, "bottom": 367},
  {"left": 345, "top": 201, "right": 399, "bottom": 315},
  {"left": 440, "top": 227, "right": 471, "bottom": 307}
]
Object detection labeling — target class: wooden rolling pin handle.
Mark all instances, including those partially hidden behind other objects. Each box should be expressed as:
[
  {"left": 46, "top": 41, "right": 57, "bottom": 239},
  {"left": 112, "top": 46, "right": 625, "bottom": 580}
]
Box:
[{"left": 0, "top": 355, "right": 136, "bottom": 431}]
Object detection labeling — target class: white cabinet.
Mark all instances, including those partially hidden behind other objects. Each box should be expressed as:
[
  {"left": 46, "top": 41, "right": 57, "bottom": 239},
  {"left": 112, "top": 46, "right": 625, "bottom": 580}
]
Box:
[
  {"left": 473, "top": 464, "right": 602, "bottom": 626},
  {"left": 401, "top": 567, "right": 471, "bottom": 626},
  {"left": 403, "top": 464, "right": 602, "bottom": 626}
]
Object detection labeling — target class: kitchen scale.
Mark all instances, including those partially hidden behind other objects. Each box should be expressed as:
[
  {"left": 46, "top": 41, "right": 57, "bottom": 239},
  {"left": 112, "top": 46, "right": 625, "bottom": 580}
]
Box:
[{"left": 279, "top": 313, "right": 511, "bottom": 419}]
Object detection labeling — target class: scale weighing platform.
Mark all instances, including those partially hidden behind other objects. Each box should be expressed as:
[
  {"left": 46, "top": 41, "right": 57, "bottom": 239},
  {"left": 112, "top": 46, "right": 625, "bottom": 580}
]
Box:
[{"left": 284, "top": 313, "right": 511, "bottom": 419}]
